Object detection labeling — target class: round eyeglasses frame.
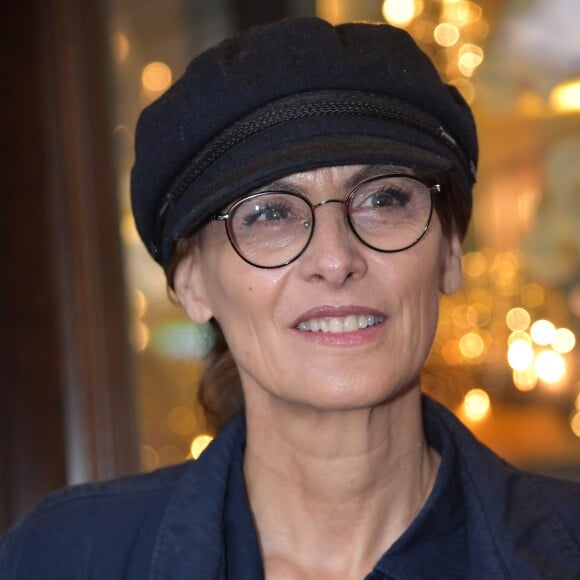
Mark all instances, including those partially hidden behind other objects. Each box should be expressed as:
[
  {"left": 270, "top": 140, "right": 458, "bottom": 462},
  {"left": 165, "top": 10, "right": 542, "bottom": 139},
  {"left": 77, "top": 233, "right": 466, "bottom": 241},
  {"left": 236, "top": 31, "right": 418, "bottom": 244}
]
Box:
[{"left": 210, "top": 173, "right": 440, "bottom": 269}]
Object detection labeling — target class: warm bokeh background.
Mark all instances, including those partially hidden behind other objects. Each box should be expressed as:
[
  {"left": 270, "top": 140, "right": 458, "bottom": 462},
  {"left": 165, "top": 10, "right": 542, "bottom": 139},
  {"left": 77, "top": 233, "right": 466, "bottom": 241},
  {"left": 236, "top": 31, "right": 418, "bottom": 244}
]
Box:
[
  {"left": 2, "top": 0, "right": 579, "bottom": 532},
  {"left": 112, "top": 0, "right": 580, "bottom": 479}
]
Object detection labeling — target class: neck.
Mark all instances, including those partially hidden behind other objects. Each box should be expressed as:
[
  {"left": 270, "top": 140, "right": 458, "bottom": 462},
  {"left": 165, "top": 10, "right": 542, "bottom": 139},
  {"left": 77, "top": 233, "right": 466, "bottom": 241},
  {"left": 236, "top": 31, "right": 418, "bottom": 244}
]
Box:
[{"left": 243, "top": 388, "right": 439, "bottom": 578}]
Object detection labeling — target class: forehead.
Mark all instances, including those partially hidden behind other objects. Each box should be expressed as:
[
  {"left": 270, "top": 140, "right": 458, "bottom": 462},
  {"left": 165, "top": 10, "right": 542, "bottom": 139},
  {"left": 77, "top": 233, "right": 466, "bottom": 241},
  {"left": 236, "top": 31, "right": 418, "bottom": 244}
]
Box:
[{"left": 254, "top": 164, "right": 416, "bottom": 193}]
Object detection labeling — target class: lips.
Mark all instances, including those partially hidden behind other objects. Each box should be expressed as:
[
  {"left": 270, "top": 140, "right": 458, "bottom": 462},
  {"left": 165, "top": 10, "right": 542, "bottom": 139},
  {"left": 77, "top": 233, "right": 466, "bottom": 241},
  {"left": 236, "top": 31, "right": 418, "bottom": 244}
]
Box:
[{"left": 297, "top": 314, "right": 384, "bottom": 333}]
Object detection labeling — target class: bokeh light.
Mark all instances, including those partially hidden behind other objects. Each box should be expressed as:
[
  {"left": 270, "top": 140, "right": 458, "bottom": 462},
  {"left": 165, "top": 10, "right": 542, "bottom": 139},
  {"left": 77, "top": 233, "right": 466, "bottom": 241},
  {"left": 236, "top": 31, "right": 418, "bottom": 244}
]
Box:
[
  {"left": 530, "top": 320, "right": 556, "bottom": 346},
  {"left": 190, "top": 434, "right": 214, "bottom": 459},
  {"left": 441, "top": 1, "right": 482, "bottom": 27},
  {"left": 113, "top": 32, "right": 130, "bottom": 63},
  {"left": 506, "top": 307, "right": 531, "bottom": 331},
  {"left": 382, "top": 0, "right": 423, "bottom": 27},
  {"left": 132, "top": 320, "right": 150, "bottom": 352},
  {"left": 133, "top": 288, "right": 148, "bottom": 319},
  {"left": 507, "top": 339, "right": 534, "bottom": 371},
  {"left": 570, "top": 411, "right": 580, "bottom": 438},
  {"left": 458, "top": 43, "right": 484, "bottom": 75},
  {"left": 140, "top": 444, "right": 159, "bottom": 472},
  {"left": 141, "top": 61, "right": 172, "bottom": 93},
  {"left": 434, "top": 22, "right": 460, "bottom": 47},
  {"left": 513, "top": 368, "right": 538, "bottom": 392},
  {"left": 463, "top": 388, "right": 490, "bottom": 421},
  {"left": 490, "top": 252, "right": 518, "bottom": 288},
  {"left": 551, "top": 328, "right": 576, "bottom": 354},
  {"left": 466, "top": 303, "right": 491, "bottom": 328},
  {"left": 459, "top": 332, "right": 485, "bottom": 359},
  {"left": 521, "top": 283, "right": 545, "bottom": 309},
  {"left": 168, "top": 405, "right": 197, "bottom": 437},
  {"left": 535, "top": 350, "right": 566, "bottom": 384},
  {"left": 549, "top": 79, "right": 580, "bottom": 113}
]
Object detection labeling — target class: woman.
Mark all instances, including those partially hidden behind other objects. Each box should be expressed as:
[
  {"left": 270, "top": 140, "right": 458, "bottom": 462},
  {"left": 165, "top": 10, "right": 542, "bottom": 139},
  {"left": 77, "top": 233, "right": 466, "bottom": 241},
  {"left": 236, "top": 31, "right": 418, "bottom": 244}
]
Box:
[{"left": 2, "top": 16, "right": 580, "bottom": 579}]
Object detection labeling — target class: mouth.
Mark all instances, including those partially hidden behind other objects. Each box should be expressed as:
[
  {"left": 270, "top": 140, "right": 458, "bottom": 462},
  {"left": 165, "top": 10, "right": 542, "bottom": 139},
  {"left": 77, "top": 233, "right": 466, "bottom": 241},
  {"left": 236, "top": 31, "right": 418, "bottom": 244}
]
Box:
[{"left": 296, "top": 314, "right": 385, "bottom": 334}]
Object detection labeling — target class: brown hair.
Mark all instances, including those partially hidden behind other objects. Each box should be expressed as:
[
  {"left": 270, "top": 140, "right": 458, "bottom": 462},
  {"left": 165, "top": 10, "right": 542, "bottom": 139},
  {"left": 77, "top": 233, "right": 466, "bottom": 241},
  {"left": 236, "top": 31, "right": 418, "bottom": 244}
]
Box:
[{"left": 169, "top": 171, "right": 471, "bottom": 433}]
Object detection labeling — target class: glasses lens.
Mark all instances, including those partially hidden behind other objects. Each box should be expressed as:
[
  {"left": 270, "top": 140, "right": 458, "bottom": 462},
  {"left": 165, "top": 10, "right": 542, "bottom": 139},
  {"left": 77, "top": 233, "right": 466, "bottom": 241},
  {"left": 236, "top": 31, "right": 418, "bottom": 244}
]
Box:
[
  {"left": 229, "top": 192, "right": 313, "bottom": 267},
  {"left": 348, "top": 175, "right": 433, "bottom": 252}
]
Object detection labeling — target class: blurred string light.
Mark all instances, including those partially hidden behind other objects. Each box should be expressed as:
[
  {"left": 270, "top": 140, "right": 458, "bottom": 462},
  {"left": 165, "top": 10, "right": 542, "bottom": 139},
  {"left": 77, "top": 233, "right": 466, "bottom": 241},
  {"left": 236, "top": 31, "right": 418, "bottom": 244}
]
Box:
[
  {"left": 381, "top": 0, "right": 487, "bottom": 102},
  {"left": 507, "top": 312, "right": 575, "bottom": 390},
  {"left": 113, "top": 32, "right": 130, "bottom": 63},
  {"left": 521, "top": 283, "right": 545, "bottom": 309},
  {"left": 459, "top": 331, "right": 485, "bottom": 359},
  {"left": 434, "top": 22, "right": 459, "bottom": 47},
  {"left": 441, "top": 0, "right": 482, "bottom": 26},
  {"left": 512, "top": 368, "right": 537, "bottom": 392},
  {"left": 168, "top": 405, "right": 197, "bottom": 438},
  {"left": 549, "top": 79, "right": 580, "bottom": 113},
  {"left": 463, "top": 251, "right": 487, "bottom": 278},
  {"left": 552, "top": 328, "right": 576, "bottom": 354},
  {"left": 431, "top": 244, "right": 577, "bottom": 437},
  {"left": 507, "top": 334, "right": 534, "bottom": 372},
  {"left": 535, "top": 350, "right": 566, "bottom": 386},
  {"left": 571, "top": 411, "right": 580, "bottom": 438},
  {"left": 506, "top": 307, "right": 531, "bottom": 332},
  {"left": 382, "top": 0, "right": 423, "bottom": 27},
  {"left": 457, "top": 43, "right": 484, "bottom": 76},
  {"left": 132, "top": 288, "right": 150, "bottom": 352},
  {"left": 141, "top": 61, "right": 172, "bottom": 95},
  {"left": 463, "top": 388, "right": 490, "bottom": 422},
  {"left": 530, "top": 319, "right": 555, "bottom": 346},
  {"left": 190, "top": 434, "right": 213, "bottom": 459},
  {"left": 140, "top": 444, "right": 159, "bottom": 472},
  {"left": 571, "top": 394, "right": 580, "bottom": 439}
]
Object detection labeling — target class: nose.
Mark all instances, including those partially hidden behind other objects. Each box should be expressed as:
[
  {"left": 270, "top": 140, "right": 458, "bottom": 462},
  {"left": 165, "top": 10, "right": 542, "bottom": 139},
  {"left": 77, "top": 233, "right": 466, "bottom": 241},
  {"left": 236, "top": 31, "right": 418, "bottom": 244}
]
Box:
[{"left": 297, "top": 200, "right": 367, "bottom": 287}]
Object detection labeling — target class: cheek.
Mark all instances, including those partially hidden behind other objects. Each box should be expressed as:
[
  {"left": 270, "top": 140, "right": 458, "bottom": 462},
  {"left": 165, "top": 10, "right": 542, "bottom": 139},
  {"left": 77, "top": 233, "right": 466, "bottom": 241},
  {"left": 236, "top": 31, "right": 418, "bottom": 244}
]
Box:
[
  {"left": 390, "top": 246, "right": 444, "bottom": 352},
  {"left": 198, "top": 243, "right": 286, "bottom": 357}
]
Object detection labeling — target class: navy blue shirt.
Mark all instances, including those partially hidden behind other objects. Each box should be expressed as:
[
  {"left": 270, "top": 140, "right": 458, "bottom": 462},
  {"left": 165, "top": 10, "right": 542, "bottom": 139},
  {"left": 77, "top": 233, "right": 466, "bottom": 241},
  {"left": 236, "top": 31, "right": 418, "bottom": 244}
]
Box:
[{"left": 2, "top": 397, "right": 580, "bottom": 579}]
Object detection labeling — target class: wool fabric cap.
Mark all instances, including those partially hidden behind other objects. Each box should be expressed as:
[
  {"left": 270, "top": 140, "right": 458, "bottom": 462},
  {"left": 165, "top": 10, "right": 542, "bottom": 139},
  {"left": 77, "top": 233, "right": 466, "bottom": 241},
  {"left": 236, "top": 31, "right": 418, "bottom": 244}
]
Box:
[{"left": 131, "top": 17, "right": 478, "bottom": 272}]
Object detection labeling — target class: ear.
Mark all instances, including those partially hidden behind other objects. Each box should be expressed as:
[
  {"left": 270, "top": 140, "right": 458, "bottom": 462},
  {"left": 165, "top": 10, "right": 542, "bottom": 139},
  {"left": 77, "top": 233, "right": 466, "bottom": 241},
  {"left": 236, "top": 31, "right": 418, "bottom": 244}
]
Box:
[
  {"left": 173, "top": 251, "right": 214, "bottom": 324},
  {"left": 439, "top": 233, "right": 463, "bottom": 296}
]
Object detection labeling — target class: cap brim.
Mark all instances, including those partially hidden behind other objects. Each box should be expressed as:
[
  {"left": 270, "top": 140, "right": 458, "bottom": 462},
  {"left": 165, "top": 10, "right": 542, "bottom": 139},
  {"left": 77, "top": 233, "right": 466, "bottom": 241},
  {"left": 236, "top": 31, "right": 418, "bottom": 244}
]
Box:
[{"left": 165, "top": 117, "right": 456, "bottom": 267}]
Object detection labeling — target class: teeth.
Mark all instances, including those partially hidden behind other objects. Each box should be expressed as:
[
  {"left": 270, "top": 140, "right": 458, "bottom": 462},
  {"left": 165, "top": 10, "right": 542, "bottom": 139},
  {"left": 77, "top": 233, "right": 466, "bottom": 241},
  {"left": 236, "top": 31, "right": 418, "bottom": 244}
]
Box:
[{"left": 297, "top": 314, "right": 384, "bottom": 333}]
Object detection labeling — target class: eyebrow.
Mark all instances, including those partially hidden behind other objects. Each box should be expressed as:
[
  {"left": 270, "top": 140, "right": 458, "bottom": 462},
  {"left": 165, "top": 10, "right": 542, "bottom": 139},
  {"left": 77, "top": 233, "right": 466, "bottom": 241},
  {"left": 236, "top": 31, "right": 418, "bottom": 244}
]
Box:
[
  {"left": 343, "top": 164, "right": 413, "bottom": 191},
  {"left": 251, "top": 164, "right": 414, "bottom": 196}
]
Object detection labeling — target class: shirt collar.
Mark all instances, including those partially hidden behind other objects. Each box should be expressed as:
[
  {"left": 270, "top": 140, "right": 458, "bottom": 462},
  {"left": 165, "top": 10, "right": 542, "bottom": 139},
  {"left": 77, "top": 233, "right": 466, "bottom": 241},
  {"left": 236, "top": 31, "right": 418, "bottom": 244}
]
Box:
[
  {"left": 369, "top": 397, "right": 469, "bottom": 579},
  {"left": 224, "top": 427, "right": 264, "bottom": 579},
  {"left": 149, "top": 415, "right": 248, "bottom": 579}
]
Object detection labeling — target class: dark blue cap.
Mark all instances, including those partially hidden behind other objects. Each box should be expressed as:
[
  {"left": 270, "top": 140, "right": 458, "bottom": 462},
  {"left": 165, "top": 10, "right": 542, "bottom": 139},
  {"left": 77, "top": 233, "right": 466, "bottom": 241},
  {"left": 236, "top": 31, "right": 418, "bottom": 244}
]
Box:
[{"left": 131, "top": 17, "right": 478, "bottom": 271}]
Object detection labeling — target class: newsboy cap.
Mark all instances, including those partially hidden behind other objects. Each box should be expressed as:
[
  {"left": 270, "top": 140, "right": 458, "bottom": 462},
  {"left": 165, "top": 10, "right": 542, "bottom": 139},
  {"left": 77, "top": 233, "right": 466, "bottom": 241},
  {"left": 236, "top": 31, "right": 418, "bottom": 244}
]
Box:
[{"left": 131, "top": 17, "right": 478, "bottom": 271}]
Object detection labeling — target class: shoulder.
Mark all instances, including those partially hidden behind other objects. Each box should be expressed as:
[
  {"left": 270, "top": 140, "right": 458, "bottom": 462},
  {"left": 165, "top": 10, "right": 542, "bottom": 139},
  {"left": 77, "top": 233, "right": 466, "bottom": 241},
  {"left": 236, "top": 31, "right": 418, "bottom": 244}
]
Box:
[
  {"left": 524, "top": 470, "right": 580, "bottom": 534},
  {"left": 0, "top": 461, "right": 195, "bottom": 579},
  {"left": 426, "top": 396, "right": 580, "bottom": 513},
  {"left": 424, "top": 396, "right": 580, "bottom": 572}
]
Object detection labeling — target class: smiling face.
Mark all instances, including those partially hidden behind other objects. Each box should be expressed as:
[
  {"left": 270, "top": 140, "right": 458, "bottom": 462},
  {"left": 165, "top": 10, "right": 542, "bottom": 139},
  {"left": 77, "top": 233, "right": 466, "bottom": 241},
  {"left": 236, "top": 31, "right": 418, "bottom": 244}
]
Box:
[{"left": 174, "top": 165, "right": 463, "bottom": 414}]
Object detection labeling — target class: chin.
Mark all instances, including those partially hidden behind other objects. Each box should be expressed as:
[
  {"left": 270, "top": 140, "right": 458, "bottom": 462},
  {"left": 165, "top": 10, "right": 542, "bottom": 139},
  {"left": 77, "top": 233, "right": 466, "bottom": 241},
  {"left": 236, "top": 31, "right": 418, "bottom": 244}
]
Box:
[{"left": 279, "top": 374, "right": 420, "bottom": 413}]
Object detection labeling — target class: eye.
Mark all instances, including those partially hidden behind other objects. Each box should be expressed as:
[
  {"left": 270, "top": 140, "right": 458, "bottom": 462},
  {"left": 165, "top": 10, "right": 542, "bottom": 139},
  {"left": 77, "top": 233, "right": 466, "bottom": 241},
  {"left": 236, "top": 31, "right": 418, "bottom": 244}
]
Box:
[
  {"left": 241, "top": 201, "right": 292, "bottom": 226},
  {"left": 360, "top": 186, "right": 411, "bottom": 209},
  {"left": 233, "top": 193, "right": 311, "bottom": 232}
]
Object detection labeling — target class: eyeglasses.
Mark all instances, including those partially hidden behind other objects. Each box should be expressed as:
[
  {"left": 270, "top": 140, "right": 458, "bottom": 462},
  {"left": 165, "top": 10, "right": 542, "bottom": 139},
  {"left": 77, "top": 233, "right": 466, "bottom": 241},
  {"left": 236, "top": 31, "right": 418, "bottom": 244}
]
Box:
[{"left": 210, "top": 173, "right": 439, "bottom": 269}]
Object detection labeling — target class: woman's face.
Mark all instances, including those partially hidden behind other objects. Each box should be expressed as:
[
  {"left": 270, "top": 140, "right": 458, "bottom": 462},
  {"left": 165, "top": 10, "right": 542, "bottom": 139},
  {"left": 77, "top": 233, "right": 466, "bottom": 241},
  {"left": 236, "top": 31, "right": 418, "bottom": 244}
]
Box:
[{"left": 175, "top": 165, "right": 463, "bottom": 412}]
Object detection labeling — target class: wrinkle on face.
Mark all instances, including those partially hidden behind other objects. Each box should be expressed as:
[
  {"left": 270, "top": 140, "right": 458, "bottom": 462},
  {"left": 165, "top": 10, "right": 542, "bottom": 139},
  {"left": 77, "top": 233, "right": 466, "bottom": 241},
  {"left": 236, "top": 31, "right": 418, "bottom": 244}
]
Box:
[{"left": 176, "top": 164, "right": 462, "bottom": 415}]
